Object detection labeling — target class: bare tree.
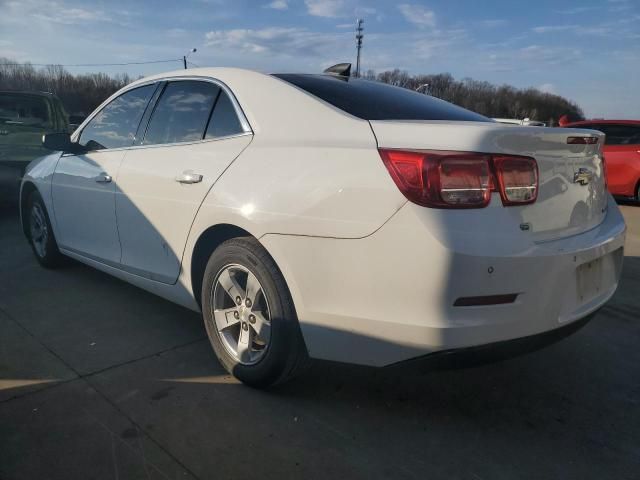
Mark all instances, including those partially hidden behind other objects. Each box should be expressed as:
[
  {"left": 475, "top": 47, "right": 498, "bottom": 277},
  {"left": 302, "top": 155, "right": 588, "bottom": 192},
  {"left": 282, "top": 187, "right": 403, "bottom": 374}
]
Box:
[
  {"left": 370, "top": 69, "right": 584, "bottom": 123},
  {"left": 0, "top": 58, "right": 134, "bottom": 116}
]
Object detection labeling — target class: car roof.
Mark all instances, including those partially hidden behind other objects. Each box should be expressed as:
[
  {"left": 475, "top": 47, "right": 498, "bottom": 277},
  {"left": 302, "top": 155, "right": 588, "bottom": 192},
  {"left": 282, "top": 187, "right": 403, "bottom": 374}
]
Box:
[
  {"left": 73, "top": 67, "right": 378, "bottom": 145},
  {"left": 565, "top": 119, "right": 640, "bottom": 126}
]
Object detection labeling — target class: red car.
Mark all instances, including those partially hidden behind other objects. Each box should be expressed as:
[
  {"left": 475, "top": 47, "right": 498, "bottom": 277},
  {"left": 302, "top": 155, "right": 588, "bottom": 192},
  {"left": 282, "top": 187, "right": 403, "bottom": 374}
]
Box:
[{"left": 563, "top": 120, "right": 640, "bottom": 200}]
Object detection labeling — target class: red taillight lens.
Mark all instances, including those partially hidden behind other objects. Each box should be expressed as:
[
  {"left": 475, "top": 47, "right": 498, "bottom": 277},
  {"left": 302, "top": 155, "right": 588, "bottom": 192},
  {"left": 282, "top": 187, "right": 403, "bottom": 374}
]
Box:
[
  {"left": 379, "top": 149, "right": 538, "bottom": 209},
  {"left": 492, "top": 156, "right": 538, "bottom": 205}
]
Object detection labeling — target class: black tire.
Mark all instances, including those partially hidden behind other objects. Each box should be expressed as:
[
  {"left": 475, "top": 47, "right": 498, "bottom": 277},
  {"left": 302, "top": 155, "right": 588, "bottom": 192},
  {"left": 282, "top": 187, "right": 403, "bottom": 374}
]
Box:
[
  {"left": 26, "top": 190, "right": 66, "bottom": 268},
  {"left": 201, "top": 237, "right": 309, "bottom": 388},
  {"left": 636, "top": 182, "right": 640, "bottom": 203}
]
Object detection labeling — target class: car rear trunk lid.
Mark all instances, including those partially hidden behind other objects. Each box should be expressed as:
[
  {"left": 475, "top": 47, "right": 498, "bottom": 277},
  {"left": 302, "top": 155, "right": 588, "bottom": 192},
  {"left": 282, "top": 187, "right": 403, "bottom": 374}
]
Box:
[{"left": 369, "top": 120, "right": 607, "bottom": 241}]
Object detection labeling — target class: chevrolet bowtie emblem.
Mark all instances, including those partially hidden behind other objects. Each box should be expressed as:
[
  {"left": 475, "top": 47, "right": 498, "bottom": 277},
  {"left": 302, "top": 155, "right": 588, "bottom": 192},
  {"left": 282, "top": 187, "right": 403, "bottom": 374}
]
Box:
[{"left": 573, "top": 168, "right": 593, "bottom": 186}]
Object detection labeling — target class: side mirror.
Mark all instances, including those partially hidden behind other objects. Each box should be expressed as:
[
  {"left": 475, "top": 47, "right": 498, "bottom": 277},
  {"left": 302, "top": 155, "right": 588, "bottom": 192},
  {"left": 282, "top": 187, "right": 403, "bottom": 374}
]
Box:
[
  {"left": 42, "top": 132, "right": 86, "bottom": 154},
  {"left": 42, "top": 132, "right": 87, "bottom": 154}
]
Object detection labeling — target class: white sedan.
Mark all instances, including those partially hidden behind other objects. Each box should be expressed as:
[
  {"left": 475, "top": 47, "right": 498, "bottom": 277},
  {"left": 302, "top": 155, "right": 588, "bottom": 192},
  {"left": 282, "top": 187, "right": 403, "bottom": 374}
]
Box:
[{"left": 20, "top": 66, "right": 626, "bottom": 387}]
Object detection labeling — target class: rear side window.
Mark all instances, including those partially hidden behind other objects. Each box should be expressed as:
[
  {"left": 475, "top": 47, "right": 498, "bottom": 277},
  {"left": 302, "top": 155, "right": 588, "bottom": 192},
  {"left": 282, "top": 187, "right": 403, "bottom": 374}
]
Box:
[
  {"left": 205, "top": 91, "right": 244, "bottom": 139},
  {"left": 600, "top": 124, "right": 640, "bottom": 145},
  {"left": 79, "top": 85, "right": 155, "bottom": 150},
  {"left": 272, "top": 74, "right": 491, "bottom": 122},
  {"left": 144, "top": 81, "right": 220, "bottom": 145}
]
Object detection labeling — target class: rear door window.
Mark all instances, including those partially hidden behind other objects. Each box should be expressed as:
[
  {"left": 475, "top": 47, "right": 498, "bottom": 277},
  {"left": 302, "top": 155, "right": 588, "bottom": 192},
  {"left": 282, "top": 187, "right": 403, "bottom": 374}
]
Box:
[
  {"left": 273, "top": 74, "right": 490, "bottom": 122},
  {"left": 143, "top": 81, "right": 220, "bottom": 145},
  {"left": 205, "top": 91, "right": 244, "bottom": 139},
  {"left": 79, "top": 85, "right": 155, "bottom": 150}
]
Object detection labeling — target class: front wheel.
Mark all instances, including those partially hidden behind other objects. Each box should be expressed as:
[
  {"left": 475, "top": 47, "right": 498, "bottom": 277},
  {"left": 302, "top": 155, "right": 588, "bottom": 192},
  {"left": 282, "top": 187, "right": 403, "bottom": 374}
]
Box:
[
  {"left": 27, "top": 191, "right": 66, "bottom": 268},
  {"left": 201, "top": 237, "right": 309, "bottom": 388}
]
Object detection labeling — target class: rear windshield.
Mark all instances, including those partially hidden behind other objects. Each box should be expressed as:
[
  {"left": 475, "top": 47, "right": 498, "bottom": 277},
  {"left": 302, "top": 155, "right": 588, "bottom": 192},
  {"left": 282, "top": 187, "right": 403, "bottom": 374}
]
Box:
[
  {"left": 0, "top": 94, "right": 51, "bottom": 128},
  {"left": 273, "top": 74, "right": 491, "bottom": 122}
]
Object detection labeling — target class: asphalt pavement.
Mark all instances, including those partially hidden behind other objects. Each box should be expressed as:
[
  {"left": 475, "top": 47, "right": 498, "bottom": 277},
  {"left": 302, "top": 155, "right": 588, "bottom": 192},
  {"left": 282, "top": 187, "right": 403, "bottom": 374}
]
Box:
[{"left": 1, "top": 202, "right": 639, "bottom": 480}]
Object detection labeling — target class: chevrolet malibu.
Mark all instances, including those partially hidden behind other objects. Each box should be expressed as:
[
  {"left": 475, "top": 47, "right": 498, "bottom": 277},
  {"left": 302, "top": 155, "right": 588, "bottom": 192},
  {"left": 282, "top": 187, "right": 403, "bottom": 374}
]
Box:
[{"left": 20, "top": 66, "right": 626, "bottom": 387}]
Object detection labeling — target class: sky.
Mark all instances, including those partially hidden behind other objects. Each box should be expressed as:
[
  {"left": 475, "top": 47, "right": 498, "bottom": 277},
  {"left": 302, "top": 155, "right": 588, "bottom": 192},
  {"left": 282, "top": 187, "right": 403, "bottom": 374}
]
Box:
[{"left": 0, "top": 0, "right": 638, "bottom": 118}]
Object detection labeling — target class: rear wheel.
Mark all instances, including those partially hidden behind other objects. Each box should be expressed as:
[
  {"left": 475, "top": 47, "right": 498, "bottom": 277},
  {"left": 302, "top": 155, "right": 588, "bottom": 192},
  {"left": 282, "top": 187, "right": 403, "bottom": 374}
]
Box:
[
  {"left": 27, "top": 191, "right": 65, "bottom": 268},
  {"left": 201, "top": 237, "right": 309, "bottom": 388},
  {"left": 636, "top": 182, "right": 640, "bottom": 203}
]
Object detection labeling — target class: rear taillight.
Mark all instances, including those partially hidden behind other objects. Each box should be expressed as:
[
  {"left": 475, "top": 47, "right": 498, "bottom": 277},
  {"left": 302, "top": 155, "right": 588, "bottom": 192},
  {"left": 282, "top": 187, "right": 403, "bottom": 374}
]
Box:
[
  {"left": 379, "top": 149, "right": 538, "bottom": 209},
  {"left": 492, "top": 156, "right": 538, "bottom": 205}
]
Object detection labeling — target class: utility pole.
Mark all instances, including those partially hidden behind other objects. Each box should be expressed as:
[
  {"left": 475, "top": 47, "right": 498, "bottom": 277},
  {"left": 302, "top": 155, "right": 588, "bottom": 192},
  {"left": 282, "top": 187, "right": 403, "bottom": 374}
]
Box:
[{"left": 355, "top": 19, "right": 364, "bottom": 78}]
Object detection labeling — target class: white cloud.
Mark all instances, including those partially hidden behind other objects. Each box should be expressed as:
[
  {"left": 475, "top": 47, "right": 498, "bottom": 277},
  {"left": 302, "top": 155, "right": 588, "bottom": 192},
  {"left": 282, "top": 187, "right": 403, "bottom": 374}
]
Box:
[
  {"left": 265, "top": 0, "right": 288, "bottom": 10},
  {"left": 166, "top": 28, "right": 187, "bottom": 38},
  {"left": 532, "top": 25, "right": 578, "bottom": 33},
  {"left": 204, "top": 27, "right": 347, "bottom": 58},
  {"left": 3, "top": 0, "right": 120, "bottom": 26},
  {"left": 305, "top": 0, "right": 344, "bottom": 18},
  {"left": 556, "top": 6, "right": 598, "bottom": 14},
  {"left": 532, "top": 24, "right": 614, "bottom": 37},
  {"left": 538, "top": 83, "right": 556, "bottom": 94},
  {"left": 479, "top": 19, "right": 507, "bottom": 28},
  {"left": 398, "top": 4, "right": 436, "bottom": 28}
]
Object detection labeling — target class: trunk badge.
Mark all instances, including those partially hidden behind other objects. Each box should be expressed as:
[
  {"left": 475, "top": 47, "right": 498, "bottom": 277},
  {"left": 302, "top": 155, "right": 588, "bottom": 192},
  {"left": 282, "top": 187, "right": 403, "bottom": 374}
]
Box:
[{"left": 573, "top": 168, "right": 593, "bottom": 186}]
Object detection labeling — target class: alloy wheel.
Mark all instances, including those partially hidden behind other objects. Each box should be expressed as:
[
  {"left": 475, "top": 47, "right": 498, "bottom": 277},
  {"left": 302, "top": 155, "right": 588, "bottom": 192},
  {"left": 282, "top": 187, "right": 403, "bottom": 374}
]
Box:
[
  {"left": 210, "top": 264, "right": 272, "bottom": 365},
  {"left": 30, "top": 203, "right": 48, "bottom": 258}
]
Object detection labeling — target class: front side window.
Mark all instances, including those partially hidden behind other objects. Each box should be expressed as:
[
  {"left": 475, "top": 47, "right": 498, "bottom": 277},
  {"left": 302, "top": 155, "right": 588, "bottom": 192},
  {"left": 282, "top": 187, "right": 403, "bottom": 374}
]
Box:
[
  {"left": 143, "top": 81, "right": 220, "bottom": 145},
  {"left": 79, "top": 85, "right": 155, "bottom": 150}
]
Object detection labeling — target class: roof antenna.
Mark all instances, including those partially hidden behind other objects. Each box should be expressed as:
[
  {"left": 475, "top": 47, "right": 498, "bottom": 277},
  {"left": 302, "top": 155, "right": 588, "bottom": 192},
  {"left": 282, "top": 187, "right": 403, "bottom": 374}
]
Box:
[{"left": 323, "top": 63, "right": 352, "bottom": 77}]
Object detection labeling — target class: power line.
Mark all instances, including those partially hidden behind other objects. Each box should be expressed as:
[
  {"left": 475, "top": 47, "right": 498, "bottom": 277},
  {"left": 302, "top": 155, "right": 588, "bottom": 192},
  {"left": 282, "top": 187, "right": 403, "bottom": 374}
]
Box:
[{"left": 0, "top": 59, "right": 182, "bottom": 67}]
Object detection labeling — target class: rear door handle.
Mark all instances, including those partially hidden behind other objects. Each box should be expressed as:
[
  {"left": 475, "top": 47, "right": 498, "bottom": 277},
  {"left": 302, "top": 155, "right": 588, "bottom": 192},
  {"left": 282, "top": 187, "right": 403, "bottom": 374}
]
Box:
[
  {"left": 95, "top": 174, "right": 112, "bottom": 183},
  {"left": 175, "top": 170, "right": 203, "bottom": 184}
]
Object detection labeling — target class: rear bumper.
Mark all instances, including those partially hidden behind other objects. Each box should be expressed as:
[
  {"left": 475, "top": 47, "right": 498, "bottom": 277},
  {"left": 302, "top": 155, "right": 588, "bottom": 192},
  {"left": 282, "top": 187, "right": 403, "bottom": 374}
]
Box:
[
  {"left": 262, "top": 195, "right": 626, "bottom": 367},
  {"left": 387, "top": 310, "right": 597, "bottom": 372}
]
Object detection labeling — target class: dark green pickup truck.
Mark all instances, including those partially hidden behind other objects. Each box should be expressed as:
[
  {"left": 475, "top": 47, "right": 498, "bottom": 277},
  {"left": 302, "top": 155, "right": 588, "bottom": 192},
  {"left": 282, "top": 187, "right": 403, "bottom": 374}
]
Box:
[{"left": 0, "top": 91, "right": 70, "bottom": 203}]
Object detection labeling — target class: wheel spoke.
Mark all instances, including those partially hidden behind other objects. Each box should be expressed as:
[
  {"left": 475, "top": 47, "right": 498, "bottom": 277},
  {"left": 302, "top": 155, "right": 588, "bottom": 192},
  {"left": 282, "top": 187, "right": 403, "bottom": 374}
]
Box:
[
  {"left": 251, "top": 312, "right": 271, "bottom": 343},
  {"left": 213, "top": 307, "right": 240, "bottom": 332},
  {"left": 245, "top": 272, "right": 261, "bottom": 307},
  {"left": 217, "top": 269, "right": 245, "bottom": 304},
  {"left": 236, "top": 324, "right": 253, "bottom": 363}
]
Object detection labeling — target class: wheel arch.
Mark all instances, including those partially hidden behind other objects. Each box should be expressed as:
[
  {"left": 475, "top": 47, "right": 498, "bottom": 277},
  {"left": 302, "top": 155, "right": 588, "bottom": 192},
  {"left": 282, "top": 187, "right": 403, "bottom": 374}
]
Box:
[{"left": 190, "top": 223, "right": 254, "bottom": 307}]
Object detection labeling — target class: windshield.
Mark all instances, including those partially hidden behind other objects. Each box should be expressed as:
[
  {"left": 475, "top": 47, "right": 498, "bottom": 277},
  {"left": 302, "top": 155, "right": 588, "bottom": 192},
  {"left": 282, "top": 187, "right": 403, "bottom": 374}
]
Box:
[{"left": 0, "top": 94, "right": 52, "bottom": 129}]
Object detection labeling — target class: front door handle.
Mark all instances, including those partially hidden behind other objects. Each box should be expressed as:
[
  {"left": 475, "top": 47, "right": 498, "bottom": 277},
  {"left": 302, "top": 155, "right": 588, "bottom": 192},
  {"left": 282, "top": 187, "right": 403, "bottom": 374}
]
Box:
[
  {"left": 95, "top": 174, "right": 112, "bottom": 183},
  {"left": 175, "top": 170, "right": 203, "bottom": 184}
]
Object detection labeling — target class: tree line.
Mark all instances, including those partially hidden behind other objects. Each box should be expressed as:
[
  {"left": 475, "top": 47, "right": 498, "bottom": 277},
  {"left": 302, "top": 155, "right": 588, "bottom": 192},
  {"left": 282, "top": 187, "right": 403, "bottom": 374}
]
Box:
[
  {"left": 0, "top": 58, "right": 585, "bottom": 124},
  {"left": 0, "top": 58, "right": 133, "bottom": 116},
  {"left": 363, "top": 69, "right": 584, "bottom": 125}
]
